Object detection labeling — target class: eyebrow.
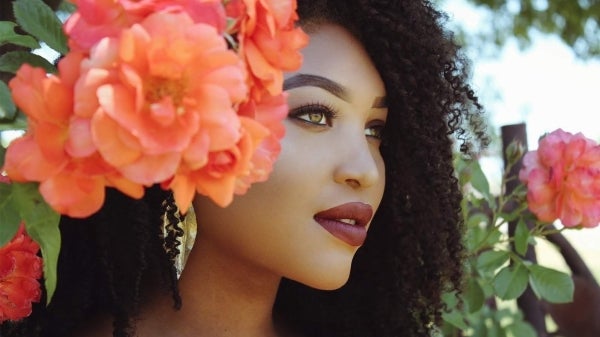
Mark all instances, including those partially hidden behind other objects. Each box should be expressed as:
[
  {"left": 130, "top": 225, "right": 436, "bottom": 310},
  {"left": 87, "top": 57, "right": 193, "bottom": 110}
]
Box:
[
  {"left": 284, "top": 74, "right": 348, "bottom": 101},
  {"left": 283, "top": 73, "right": 387, "bottom": 108}
]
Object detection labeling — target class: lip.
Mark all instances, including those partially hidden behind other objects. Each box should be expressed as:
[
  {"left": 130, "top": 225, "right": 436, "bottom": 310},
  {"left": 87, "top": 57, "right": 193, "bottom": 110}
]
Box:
[{"left": 313, "top": 202, "right": 374, "bottom": 246}]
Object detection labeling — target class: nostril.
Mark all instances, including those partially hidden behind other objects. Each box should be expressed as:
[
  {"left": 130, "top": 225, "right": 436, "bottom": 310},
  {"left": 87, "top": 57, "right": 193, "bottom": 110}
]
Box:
[{"left": 346, "top": 178, "right": 361, "bottom": 189}]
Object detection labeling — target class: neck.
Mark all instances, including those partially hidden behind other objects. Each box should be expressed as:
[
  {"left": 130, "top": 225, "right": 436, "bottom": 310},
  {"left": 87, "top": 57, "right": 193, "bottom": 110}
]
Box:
[{"left": 138, "top": 237, "right": 282, "bottom": 337}]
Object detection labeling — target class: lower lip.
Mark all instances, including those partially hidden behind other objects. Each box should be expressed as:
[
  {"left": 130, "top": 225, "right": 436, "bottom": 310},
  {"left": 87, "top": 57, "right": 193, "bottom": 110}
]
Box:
[{"left": 313, "top": 218, "right": 367, "bottom": 246}]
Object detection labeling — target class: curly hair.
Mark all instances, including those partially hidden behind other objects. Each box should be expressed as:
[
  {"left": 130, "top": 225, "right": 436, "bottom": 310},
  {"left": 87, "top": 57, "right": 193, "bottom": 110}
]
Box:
[
  {"left": 274, "top": 1, "right": 487, "bottom": 336},
  {"left": 0, "top": 0, "right": 488, "bottom": 336}
]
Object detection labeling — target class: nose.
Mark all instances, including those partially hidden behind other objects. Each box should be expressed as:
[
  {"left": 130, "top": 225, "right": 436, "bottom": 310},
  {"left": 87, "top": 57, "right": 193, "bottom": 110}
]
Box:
[{"left": 333, "top": 136, "right": 381, "bottom": 189}]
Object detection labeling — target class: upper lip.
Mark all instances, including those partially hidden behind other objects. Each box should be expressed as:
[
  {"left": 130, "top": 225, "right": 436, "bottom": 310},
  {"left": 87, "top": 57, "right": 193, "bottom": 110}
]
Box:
[{"left": 313, "top": 202, "right": 374, "bottom": 227}]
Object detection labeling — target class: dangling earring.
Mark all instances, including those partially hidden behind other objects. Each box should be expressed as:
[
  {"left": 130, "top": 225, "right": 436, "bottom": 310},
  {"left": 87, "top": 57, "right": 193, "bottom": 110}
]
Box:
[{"left": 162, "top": 194, "right": 197, "bottom": 277}]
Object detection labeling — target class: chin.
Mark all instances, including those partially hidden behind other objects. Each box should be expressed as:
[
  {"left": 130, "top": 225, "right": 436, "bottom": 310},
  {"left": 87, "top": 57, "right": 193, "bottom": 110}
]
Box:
[{"left": 291, "top": 258, "right": 354, "bottom": 291}]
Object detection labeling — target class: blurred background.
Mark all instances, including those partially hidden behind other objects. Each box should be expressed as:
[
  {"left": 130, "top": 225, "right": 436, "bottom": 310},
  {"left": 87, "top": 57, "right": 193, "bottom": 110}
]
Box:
[{"left": 439, "top": 0, "right": 600, "bottom": 280}]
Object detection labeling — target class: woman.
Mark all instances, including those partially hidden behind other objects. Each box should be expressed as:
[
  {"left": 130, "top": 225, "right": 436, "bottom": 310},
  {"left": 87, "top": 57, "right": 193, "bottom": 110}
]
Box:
[{"left": 1, "top": 0, "right": 487, "bottom": 336}]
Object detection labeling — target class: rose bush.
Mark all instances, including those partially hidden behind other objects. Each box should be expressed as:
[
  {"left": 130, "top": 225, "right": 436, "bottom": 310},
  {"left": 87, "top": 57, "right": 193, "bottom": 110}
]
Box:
[{"left": 440, "top": 128, "right": 599, "bottom": 337}]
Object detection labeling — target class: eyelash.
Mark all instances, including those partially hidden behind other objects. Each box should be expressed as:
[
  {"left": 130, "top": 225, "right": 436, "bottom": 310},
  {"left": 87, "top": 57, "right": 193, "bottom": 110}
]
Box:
[
  {"left": 289, "top": 102, "right": 338, "bottom": 127},
  {"left": 288, "top": 103, "right": 386, "bottom": 140}
]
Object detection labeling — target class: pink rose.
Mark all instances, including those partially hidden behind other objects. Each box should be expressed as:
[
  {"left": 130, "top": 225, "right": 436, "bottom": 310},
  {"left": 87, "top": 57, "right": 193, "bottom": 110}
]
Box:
[{"left": 519, "top": 129, "right": 600, "bottom": 228}]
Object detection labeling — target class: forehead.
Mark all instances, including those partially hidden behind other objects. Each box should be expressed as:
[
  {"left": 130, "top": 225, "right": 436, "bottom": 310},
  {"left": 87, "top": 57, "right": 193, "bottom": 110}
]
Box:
[{"left": 285, "top": 24, "right": 386, "bottom": 98}]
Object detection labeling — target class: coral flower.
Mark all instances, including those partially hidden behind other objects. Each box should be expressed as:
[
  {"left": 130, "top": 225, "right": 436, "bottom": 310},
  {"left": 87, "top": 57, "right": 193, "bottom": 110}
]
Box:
[
  {"left": 0, "top": 224, "right": 42, "bottom": 323},
  {"left": 519, "top": 129, "right": 600, "bottom": 228},
  {"left": 65, "top": 0, "right": 227, "bottom": 52},
  {"left": 236, "top": 0, "right": 308, "bottom": 97},
  {"left": 167, "top": 117, "right": 269, "bottom": 210},
  {"left": 5, "top": 53, "right": 143, "bottom": 218},
  {"left": 235, "top": 92, "right": 288, "bottom": 194},
  {"left": 77, "top": 11, "right": 247, "bottom": 209}
]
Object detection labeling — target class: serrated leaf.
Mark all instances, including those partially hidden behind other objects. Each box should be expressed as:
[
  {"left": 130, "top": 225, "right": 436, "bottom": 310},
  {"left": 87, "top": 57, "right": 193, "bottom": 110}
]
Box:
[
  {"left": 514, "top": 218, "right": 530, "bottom": 256},
  {"left": 477, "top": 250, "right": 510, "bottom": 272},
  {"left": 528, "top": 264, "right": 574, "bottom": 303},
  {"left": 13, "top": 0, "right": 68, "bottom": 55},
  {"left": 0, "top": 80, "right": 17, "bottom": 120},
  {"left": 0, "top": 21, "right": 41, "bottom": 49},
  {"left": 0, "top": 50, "right": 56, "bottom": 74},
  {"left": 0, "top": 183, "right": 22, "bottom": 246},
  {"left": 493, "top": 264, "right": 529, "bottom": 300}
]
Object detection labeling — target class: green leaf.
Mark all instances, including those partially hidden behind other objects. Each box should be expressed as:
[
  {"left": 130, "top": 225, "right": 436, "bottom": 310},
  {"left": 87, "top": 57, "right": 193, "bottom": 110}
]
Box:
[
  {"left": 477, "top": 250, "right": 510, "bottom": 273},
  {"left": 24, "top": 202, "right": 60, "bottom": 304},
  {"left": 58, "top": 1, "right": 77, "bottom": 14},
  {"left": 0, "top": 183, "right": 22, "bottom": 246},
  {"left": 469, "top": 160, "right": 495, "bottom": 207},
  {"left": 493, "top": 264, "right": 529, "bottom": 300},
  {"left": 13, "top": 0, "right": 68, "bottom": 55},
  {"left": 0, "top": 80, "right": 17, "bottom": 120},
  {"left": 466, "top": 212, "right": 490, "bottom": 228},
  {"left": 441, "top": 290, "right": 459, "bottom": 308},
  {"left": 0, "top": 113, "right": 28, "bottom": 130},
  {"left": 465, "top": 277, "right": 485, "bottom": 313},
  {"left": 6, "top": 181, "right": 61, "bottom": 303},
  {"left": 442, "top": 309, "right": 469, "bottom": 330},
  {"left": 514, "top": 218, "right": 530, "bottom": 256},
  {"left": 505, "top": 321, "right": 537, "bottom": 337},
  {"left": 528, "top": 264, "right": 574, "bottom": 303},
  {"left": 0, "top": 144, "right": 5, "bottom": 167},
  {"left": 0, "top": 50, "right": 56, "bottom": 74},
  {"left": 0, "top": 21, "right": 40, "bottom": 49}
]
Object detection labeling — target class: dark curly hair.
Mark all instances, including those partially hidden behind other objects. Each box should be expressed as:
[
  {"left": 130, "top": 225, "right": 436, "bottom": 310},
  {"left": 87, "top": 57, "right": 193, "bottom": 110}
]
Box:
[{"left": 1, "top": 0, "right": 488, "bottom": 336}]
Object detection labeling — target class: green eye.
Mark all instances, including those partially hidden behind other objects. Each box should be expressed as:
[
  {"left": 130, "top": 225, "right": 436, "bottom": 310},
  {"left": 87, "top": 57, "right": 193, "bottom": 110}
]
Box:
[
  {"left": 365, "top": 123, "right": 385, "bottom": 140},
  {"left": 289, "top": 104, "right": 337, "bottom": 127},
  {"left": 304, "top": 111, "right": 327, "bottom": 125}
]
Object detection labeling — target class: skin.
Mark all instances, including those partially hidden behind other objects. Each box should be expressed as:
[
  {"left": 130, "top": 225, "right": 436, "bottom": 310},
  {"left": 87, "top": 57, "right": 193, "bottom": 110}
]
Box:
[{"left": 86, "top": 23, "right": 388, "bottom": 337}]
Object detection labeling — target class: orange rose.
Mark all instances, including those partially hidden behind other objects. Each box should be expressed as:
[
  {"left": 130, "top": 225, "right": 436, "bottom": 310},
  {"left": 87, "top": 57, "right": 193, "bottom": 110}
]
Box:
[
  {"left": 73, "top": 11, "right": 248, "bottom": 211},
  {"left": 235, "top": 92, "right": 287, "bottom": 194},
  {"left": 167, "top": 117, "right": 268, "bottom": 209},
  {"left": 236, "top": 0, "right": 308, "bottom": 97},
  {"left": 6, "top": 52, "right": 143, "bottom": 218},
  {"left": 65, "top": 0, "right": 227, "bottom": 52}
]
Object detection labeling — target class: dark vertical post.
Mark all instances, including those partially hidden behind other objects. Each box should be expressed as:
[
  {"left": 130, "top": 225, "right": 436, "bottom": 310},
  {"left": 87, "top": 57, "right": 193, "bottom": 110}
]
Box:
[{"left": 500, "top": 123, "right": 548, "bottom": 337}]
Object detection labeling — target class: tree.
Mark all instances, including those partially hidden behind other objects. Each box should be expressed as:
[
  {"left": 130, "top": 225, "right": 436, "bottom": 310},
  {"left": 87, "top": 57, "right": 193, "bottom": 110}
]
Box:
[{"left": 453, "top": 0, "right": 600, "bottom": 59}]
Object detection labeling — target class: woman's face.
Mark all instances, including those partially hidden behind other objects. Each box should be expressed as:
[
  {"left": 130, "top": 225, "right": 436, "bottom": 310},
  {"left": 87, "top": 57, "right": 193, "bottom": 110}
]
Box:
[{"left": 192, "top": 24, "right": 387, "bottom": 290}]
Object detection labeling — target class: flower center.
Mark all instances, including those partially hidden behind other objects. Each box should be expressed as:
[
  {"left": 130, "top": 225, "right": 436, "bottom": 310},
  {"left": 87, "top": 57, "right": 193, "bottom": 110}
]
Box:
[{"left": 145, "top": 77, "right": 187, "bottom": 108}]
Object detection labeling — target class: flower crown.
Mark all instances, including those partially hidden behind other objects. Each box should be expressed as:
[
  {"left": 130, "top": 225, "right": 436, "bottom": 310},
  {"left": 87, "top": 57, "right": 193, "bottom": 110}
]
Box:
[{"left": 0, "top": 0, "right": 307, "bottom": 323}]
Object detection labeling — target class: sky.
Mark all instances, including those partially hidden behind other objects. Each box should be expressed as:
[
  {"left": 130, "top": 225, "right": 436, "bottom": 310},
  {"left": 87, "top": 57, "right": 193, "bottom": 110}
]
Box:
[
  {"left": 442, "top": 0, "right": 600, "bottom": 147},
  {"left": 441, "top": 0, "right": 600, "bottom": 275}
]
